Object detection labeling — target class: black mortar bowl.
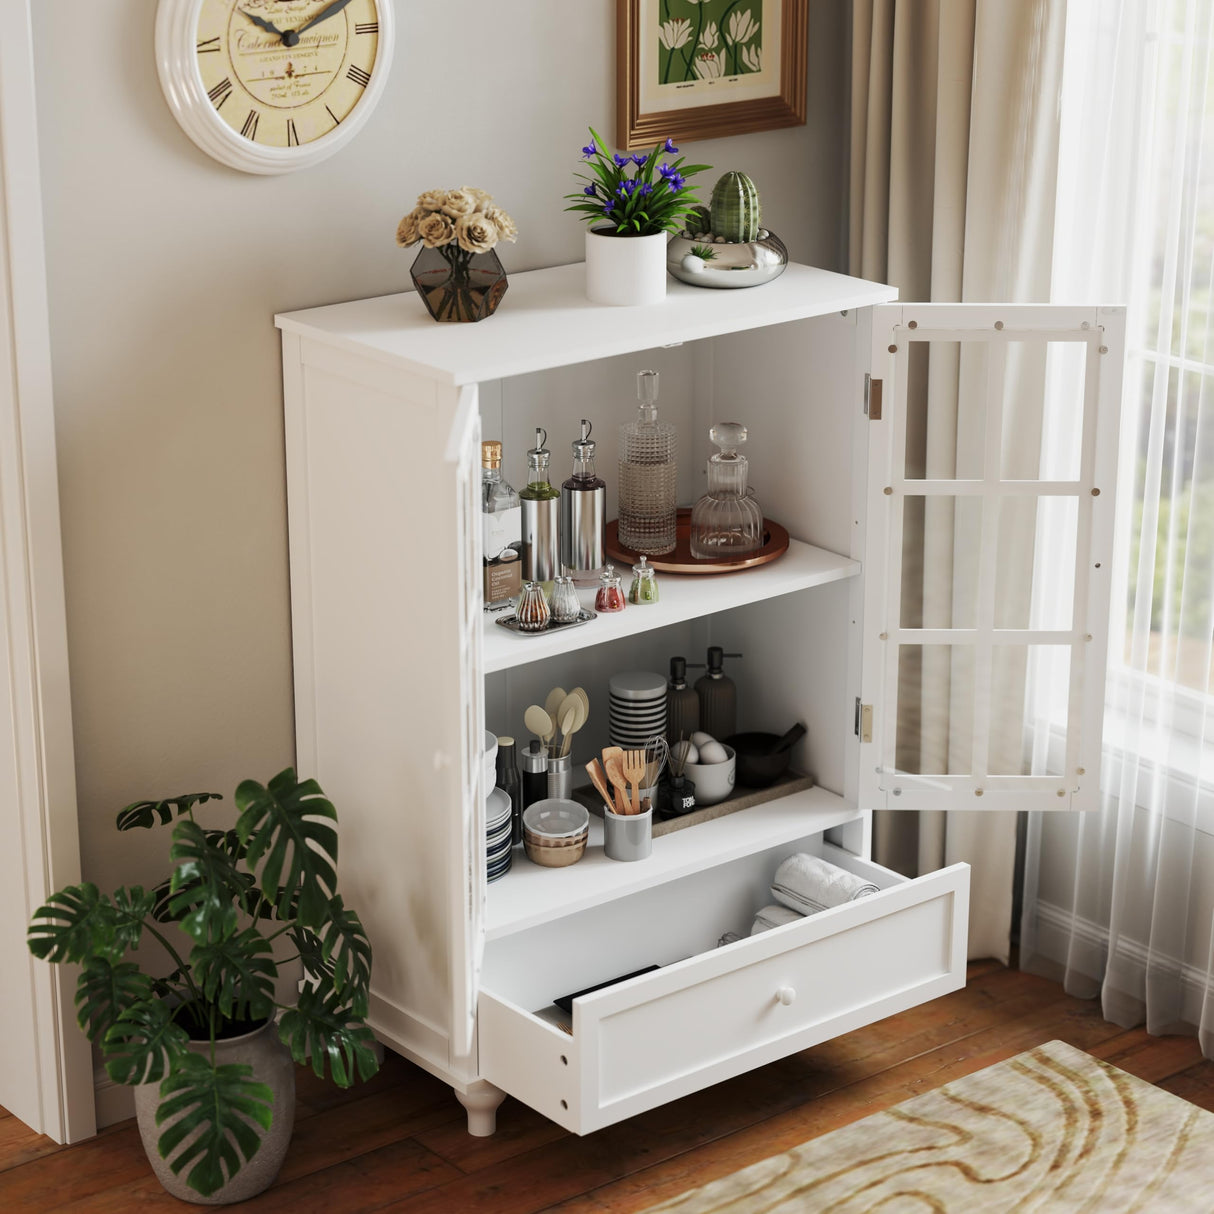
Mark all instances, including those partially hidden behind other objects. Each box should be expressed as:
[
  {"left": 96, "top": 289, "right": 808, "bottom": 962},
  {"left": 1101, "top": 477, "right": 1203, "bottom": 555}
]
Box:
[{"left": 725, "top": 723, "right": 807, "bottom": 788}]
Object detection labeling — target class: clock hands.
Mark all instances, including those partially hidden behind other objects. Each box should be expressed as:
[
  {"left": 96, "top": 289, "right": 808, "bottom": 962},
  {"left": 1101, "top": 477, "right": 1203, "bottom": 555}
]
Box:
[
  {"left": 240, "top": 10, "right": 298, "bottom": 45},
  {"left": 297, "top": 0, "right": 358, "bottom": 34},
  {"left": 241, "top": 1, "right": 357, "bottom": 48}
]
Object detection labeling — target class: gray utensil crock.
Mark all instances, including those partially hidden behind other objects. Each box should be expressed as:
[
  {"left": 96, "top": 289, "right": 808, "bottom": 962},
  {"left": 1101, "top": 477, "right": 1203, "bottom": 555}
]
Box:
[{"left": 603, "top": 807, "right": 652, "bottom": 861}]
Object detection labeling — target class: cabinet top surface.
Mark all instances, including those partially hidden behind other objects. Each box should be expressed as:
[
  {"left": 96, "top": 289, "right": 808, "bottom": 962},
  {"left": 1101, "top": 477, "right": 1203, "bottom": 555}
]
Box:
[{"left": 275, "top": 261, "right": 897, "bottom": 386}]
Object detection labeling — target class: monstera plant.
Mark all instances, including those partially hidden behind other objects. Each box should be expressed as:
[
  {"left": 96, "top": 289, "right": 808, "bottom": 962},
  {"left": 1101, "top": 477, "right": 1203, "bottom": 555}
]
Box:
[{"left": 27, "top": 768, "right": 378, "bottom": 1200}]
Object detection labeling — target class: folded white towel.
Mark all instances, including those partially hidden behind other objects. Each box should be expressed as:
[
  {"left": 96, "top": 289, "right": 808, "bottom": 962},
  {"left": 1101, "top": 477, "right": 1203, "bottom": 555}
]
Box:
[
  {"left": 771, "top": 853, "right": 880, "bottom": 915},
  {"left": 750, "top": 903, "right": 804, "bottom": 935}
]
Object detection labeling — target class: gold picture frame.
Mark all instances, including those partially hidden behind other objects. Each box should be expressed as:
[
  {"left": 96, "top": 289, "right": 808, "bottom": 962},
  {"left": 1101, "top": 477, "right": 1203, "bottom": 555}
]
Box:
[{"left": 617, "top": 0, "right": 807, "bottom": 150}]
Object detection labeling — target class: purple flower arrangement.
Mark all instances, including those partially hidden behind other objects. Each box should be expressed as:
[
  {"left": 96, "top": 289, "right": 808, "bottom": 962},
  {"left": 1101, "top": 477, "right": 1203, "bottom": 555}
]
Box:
[{"left": 565, "top": 127, "right": 708, "bottom": 237}]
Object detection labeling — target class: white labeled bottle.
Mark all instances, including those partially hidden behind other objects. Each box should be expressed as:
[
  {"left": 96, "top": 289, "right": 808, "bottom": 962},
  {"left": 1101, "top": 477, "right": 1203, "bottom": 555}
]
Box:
[
  {"left": 618, "top": 369, "right": 677, "bottom": 555},
  {"left": 560, "top": 419, "right": 607, "bottom": 587},
  {"left": 481, "top": 440, "right": 522, "bottom": 610}
]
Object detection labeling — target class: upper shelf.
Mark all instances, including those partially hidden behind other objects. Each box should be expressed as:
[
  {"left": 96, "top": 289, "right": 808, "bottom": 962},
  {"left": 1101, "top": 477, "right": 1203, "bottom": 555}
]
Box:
[
  {"left": 484, "top": 538, "right": 858, "bottom": 674},
  {"left": 275, "top": 261, "right": 897, "bottom": 387}
]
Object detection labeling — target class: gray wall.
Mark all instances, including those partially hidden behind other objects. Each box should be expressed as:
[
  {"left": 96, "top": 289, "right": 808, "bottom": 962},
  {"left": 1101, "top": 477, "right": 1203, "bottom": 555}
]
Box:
[{"left": 33, "top": 1, "right": 849, "bottom": 892}]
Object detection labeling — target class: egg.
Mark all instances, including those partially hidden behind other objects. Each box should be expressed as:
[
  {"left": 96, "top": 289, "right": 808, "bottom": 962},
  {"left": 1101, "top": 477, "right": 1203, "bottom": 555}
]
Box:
[
  {"left": 671, "top": 740, "right": 698, "bottom": 765},
  {"left": 689, "top": 731, "right": 715, "bottom": 749},
  {"left": 698, "top": 740, "right": 729, "bottom": 765}
]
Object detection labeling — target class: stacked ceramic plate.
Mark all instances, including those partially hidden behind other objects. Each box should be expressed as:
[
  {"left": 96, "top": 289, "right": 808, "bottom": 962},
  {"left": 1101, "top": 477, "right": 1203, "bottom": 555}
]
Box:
[
  {"left": 486, "top": 786, "right": 513, "bottom": 883},
  {"left": 609, "top": 671, "right": 667, "bottom": 749}
]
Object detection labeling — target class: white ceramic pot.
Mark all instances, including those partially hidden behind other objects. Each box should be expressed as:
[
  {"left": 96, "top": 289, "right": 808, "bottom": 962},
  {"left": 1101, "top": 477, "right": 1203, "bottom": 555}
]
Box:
[
  {"left": 133, "top": 1018, "right": 295, "bottom": 1204},
  {"left": 584, "top": 229, "right": 669, "bottom": 306}
]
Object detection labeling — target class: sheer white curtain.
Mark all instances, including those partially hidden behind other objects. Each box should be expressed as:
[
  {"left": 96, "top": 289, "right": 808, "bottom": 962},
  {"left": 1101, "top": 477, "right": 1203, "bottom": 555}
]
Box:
[
  {"left": 1021, "top": 0, "right": 1214, "bottom": 1056},
  {"left": 850, "top": 0, "right": 1067, "bottom": 962}
]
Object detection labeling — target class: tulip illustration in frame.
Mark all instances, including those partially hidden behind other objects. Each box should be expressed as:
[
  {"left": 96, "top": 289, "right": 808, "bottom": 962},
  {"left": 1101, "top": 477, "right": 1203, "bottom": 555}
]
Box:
[{"left": 617, "top": 0, "right": 807, "bottom": 149}]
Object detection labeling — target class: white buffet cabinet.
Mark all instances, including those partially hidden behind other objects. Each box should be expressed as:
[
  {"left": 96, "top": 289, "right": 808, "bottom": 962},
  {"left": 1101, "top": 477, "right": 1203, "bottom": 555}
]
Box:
[{"left": 276, "top": 263, "right": 1123, "bottom": 1135}]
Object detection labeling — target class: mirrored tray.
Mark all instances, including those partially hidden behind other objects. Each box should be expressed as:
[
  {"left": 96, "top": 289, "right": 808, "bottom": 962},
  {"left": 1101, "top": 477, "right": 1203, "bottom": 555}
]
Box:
[{"left": 494, "top": 609, "right": 596, "bottom": 637}]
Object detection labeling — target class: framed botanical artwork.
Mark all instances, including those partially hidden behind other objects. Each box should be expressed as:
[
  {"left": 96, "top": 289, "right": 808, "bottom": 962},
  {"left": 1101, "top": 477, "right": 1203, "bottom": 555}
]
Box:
[{"left": 617, "top": 0, "right": 807, "bottom": 149}]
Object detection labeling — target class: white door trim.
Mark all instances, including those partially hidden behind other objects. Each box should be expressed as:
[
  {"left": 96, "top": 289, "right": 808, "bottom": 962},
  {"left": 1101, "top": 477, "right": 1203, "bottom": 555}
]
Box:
[{"left": 0, "top": 0, "right": 94, "bottom": 1142}]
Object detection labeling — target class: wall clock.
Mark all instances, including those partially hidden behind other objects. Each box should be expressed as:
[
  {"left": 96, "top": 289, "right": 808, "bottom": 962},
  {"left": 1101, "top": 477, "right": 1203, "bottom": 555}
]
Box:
[{"left": 156, "top": 0, "right": 395, "bottom": 174}]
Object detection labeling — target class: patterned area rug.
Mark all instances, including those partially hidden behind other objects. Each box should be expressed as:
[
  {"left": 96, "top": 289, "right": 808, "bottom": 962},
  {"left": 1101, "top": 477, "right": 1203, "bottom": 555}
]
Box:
[{"left": 643, "top": 1040, "right": 1214, "bottom": 1212}]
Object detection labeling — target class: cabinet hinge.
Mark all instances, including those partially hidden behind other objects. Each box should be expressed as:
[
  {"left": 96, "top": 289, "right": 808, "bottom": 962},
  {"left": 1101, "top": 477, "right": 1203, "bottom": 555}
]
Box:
[
  {"left": 854, "top": 698, "right": 873, "bottom": 743},
  {"left": 864, "top": 374, "right": 883, "bottom": 421}
]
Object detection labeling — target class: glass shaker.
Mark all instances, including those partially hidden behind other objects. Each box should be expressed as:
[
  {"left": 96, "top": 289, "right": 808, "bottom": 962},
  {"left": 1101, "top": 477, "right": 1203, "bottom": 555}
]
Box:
[
  {"left": 628, "top": 555, "right": 660, "bottom": 604},
  {"left": 689, "top": 422, "right": 764, "bottom": 559},
  {"left": 550, "top": 575, "right": 582, "bottom": 624},
  {"left": 516, "top": 581, "right": 550, "bottom": 631},
  {"left": 594, "top": 564, "right": 627, "bottom": 613}
]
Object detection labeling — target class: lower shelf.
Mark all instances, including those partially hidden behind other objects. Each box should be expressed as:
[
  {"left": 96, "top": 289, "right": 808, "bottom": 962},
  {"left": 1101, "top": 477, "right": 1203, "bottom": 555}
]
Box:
[{"left": 485, "top": 784, "right": 865, "bottom": 940}]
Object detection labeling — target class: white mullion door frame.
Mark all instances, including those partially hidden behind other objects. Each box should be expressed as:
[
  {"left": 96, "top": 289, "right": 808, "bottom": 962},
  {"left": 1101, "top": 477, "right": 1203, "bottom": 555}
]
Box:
[
  {"left": 858, "top": 303, "right": 1125, "bottom": 815},
  {"left": 0, "top": 0, "right": 94, "bottom": 1141}
]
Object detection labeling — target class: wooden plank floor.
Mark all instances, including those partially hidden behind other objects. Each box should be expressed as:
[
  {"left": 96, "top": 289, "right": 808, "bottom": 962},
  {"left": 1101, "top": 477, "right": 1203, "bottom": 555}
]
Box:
[{"left": 3, "top": 961, "right": 1212, "bottom": 1213}]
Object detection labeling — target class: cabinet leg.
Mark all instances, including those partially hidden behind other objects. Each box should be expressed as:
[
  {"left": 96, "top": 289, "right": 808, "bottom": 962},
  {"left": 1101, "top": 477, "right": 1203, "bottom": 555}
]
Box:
[{"left": 455, "top": 1080, "right": 506, "bottom": 1137}]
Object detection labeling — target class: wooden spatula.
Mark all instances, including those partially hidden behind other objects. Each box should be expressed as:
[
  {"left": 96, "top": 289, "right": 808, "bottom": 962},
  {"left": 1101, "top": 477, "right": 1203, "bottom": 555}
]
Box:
[
  {"left": 585, "top": 759, "right": 614, "bottom": 814},
  {"left": 602, "top": 747, "right": 630, "bottom": 815}
]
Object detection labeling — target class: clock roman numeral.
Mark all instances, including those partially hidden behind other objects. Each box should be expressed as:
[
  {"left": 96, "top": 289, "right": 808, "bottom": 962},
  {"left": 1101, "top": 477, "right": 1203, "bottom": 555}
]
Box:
[
  {"left": 347, "top": 64, "right": 371, "bottom": 88},
  {"left": 240, "top": 109, "right": 259, "bottom": 140},
  {"left": 287, "top": 118, "right": 299, "bottom": 147},
  {"left": 197, "top": 36, "right": 221, "bottom": 53},
  {"left": 325, "top": 105, "right": 341, "bottom": 127},
  {"left": 355, "top": 22, "right": 378, "bottom": 34},
  {"left": 208, "top": 77, "right": 233, "bottom": 109}
]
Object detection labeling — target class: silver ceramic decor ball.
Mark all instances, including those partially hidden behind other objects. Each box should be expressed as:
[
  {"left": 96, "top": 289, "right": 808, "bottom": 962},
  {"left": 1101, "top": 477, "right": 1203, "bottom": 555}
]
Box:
[{"left": 667, "top": 231, "right": 789, "bottom": 289}]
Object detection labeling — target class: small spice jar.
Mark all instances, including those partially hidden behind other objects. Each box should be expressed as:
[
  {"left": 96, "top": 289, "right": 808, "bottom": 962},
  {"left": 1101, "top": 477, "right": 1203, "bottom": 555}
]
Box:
[
  {"left": 628, "top": 555, "right": 660, "bottom": 604},
  {"left": 516, "top": 581, "right": 550, "bottom": 631},
  {"left": 594, "top": 564, "right": 626, "bottom": 613},
  {"left": 550, "top": 575, "right": 581, "bottom": 624}
]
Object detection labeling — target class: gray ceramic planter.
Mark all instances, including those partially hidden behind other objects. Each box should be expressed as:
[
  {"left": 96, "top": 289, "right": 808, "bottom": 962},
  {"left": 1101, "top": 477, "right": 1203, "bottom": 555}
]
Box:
[{"left": 133, "top": 1019, "right": 295, "bottom": 1205}]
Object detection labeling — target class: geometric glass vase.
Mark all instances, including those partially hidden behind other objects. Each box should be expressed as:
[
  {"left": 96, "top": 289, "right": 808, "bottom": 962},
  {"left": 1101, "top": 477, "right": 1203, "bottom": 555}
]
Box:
[{"left": 410, "top": 246, "right": 509, "bottom": 323}]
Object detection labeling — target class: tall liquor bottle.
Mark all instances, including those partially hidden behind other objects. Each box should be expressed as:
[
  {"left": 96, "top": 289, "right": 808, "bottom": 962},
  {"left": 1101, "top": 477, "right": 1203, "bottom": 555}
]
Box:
[
  {"left": 618, "top": 370, "right": 677, "bottom": 555},
  {"left": 481, "top": 440, "right": 522, "bottom": 610}
]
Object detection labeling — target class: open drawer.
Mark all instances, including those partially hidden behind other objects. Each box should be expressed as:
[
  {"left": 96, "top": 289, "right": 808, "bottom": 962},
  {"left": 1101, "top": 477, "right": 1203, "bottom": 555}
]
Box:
[{"left": 478, "top": 838, "right": 969, "bottom": 1134}]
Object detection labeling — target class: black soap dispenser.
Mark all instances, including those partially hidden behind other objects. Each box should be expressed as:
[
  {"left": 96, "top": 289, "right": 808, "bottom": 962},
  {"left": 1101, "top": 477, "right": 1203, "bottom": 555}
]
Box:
[
  {"left": 667, "top": 656, "right": 700, "bottom": 745},
  {"left": 694, "top": 646, "right": 741, "bottom": 740}
]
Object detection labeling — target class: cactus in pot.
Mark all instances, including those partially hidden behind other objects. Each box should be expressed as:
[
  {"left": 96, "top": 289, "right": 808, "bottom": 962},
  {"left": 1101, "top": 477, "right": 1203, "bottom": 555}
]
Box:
[
  {"left": 667, "top": 168, "right": 787, "bottom": 288},
  {"left": 710, "top": 171, "right": 761, "bottom": 243}
]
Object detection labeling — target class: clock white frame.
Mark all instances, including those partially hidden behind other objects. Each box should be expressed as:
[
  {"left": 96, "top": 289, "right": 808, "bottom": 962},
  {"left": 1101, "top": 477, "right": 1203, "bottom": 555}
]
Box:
[{"left": 155, "top": 0, "right": 395, "bottom": 175}]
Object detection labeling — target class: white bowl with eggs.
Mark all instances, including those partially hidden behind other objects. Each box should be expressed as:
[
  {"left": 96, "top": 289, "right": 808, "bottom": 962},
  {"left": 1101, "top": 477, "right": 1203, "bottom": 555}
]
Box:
[{"left": 673, "top": 733, "right": 736, "bottom": 806}]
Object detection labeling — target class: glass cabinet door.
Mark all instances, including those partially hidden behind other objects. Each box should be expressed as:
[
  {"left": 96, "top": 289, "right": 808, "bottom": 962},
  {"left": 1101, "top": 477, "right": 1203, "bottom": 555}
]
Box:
[{"left": 858, "top": 305, "right": 1125, "bottom": 813}]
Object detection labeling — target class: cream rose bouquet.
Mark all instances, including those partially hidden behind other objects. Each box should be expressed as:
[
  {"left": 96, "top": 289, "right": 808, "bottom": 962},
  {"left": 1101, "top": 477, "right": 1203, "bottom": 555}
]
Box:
[{"left": 397, "top": 188, "right": 518, "bottom": 322}]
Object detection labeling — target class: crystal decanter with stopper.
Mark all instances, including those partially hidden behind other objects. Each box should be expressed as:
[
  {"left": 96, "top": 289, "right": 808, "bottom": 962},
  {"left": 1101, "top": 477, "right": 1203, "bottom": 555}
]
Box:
[
  {"left": 689, "top": 422, "right": 763, "bottom": 559},
  {"left": 618, "top": 370, "right": 677, "bottom": 555}
]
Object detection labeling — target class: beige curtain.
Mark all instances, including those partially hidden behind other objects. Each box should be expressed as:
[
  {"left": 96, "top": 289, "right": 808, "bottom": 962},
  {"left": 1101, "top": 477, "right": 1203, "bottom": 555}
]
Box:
[{"left": 849, "top": 0, "right": 1067, "bottom": 962}]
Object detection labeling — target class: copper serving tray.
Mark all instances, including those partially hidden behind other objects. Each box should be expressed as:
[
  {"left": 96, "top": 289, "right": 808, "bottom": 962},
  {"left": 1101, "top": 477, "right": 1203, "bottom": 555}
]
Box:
[{"left": 605, "top": 509, "right": 790, "bottom": 574}]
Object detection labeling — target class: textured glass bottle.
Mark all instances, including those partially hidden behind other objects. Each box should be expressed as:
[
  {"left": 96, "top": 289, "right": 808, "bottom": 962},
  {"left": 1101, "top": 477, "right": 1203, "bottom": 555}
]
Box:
[
  {"left": 559, "top": 419, "right": 607, "bottom": 586},
  {"left": 481, "top": 440, "right": 522, "bottom": 610},
  {"left": 519, "top": 428, "right": 561, "bottom": 585},
  {"left": 690, "top": 423, "right": 763, "bottom": 559},
  {"left": 618, "top": 370, "right": 677, "bottom": 555}
]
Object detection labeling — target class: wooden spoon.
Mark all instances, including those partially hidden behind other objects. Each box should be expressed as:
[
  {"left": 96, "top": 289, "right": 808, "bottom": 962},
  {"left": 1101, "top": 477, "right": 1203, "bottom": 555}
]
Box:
[
  {"left": 558, "top": 694, "right": 588, "bottom": 756},
  {"left": 523, "top": 704, "right": 554, "bottom": 754},
  {"left": 602, "top": 747, "right": 630, "bottom": 815},
  {"left": 555, "top": 703, "right": 577, "bottom": 758},
  {"left": 544, "top": 687, "right": 567, "bottom": 723}
]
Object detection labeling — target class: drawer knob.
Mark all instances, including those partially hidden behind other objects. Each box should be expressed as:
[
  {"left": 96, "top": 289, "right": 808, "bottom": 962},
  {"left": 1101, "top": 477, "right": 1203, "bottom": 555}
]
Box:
[{"left": 776, "top": 986, "right": 796, "bottom": 1007}]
